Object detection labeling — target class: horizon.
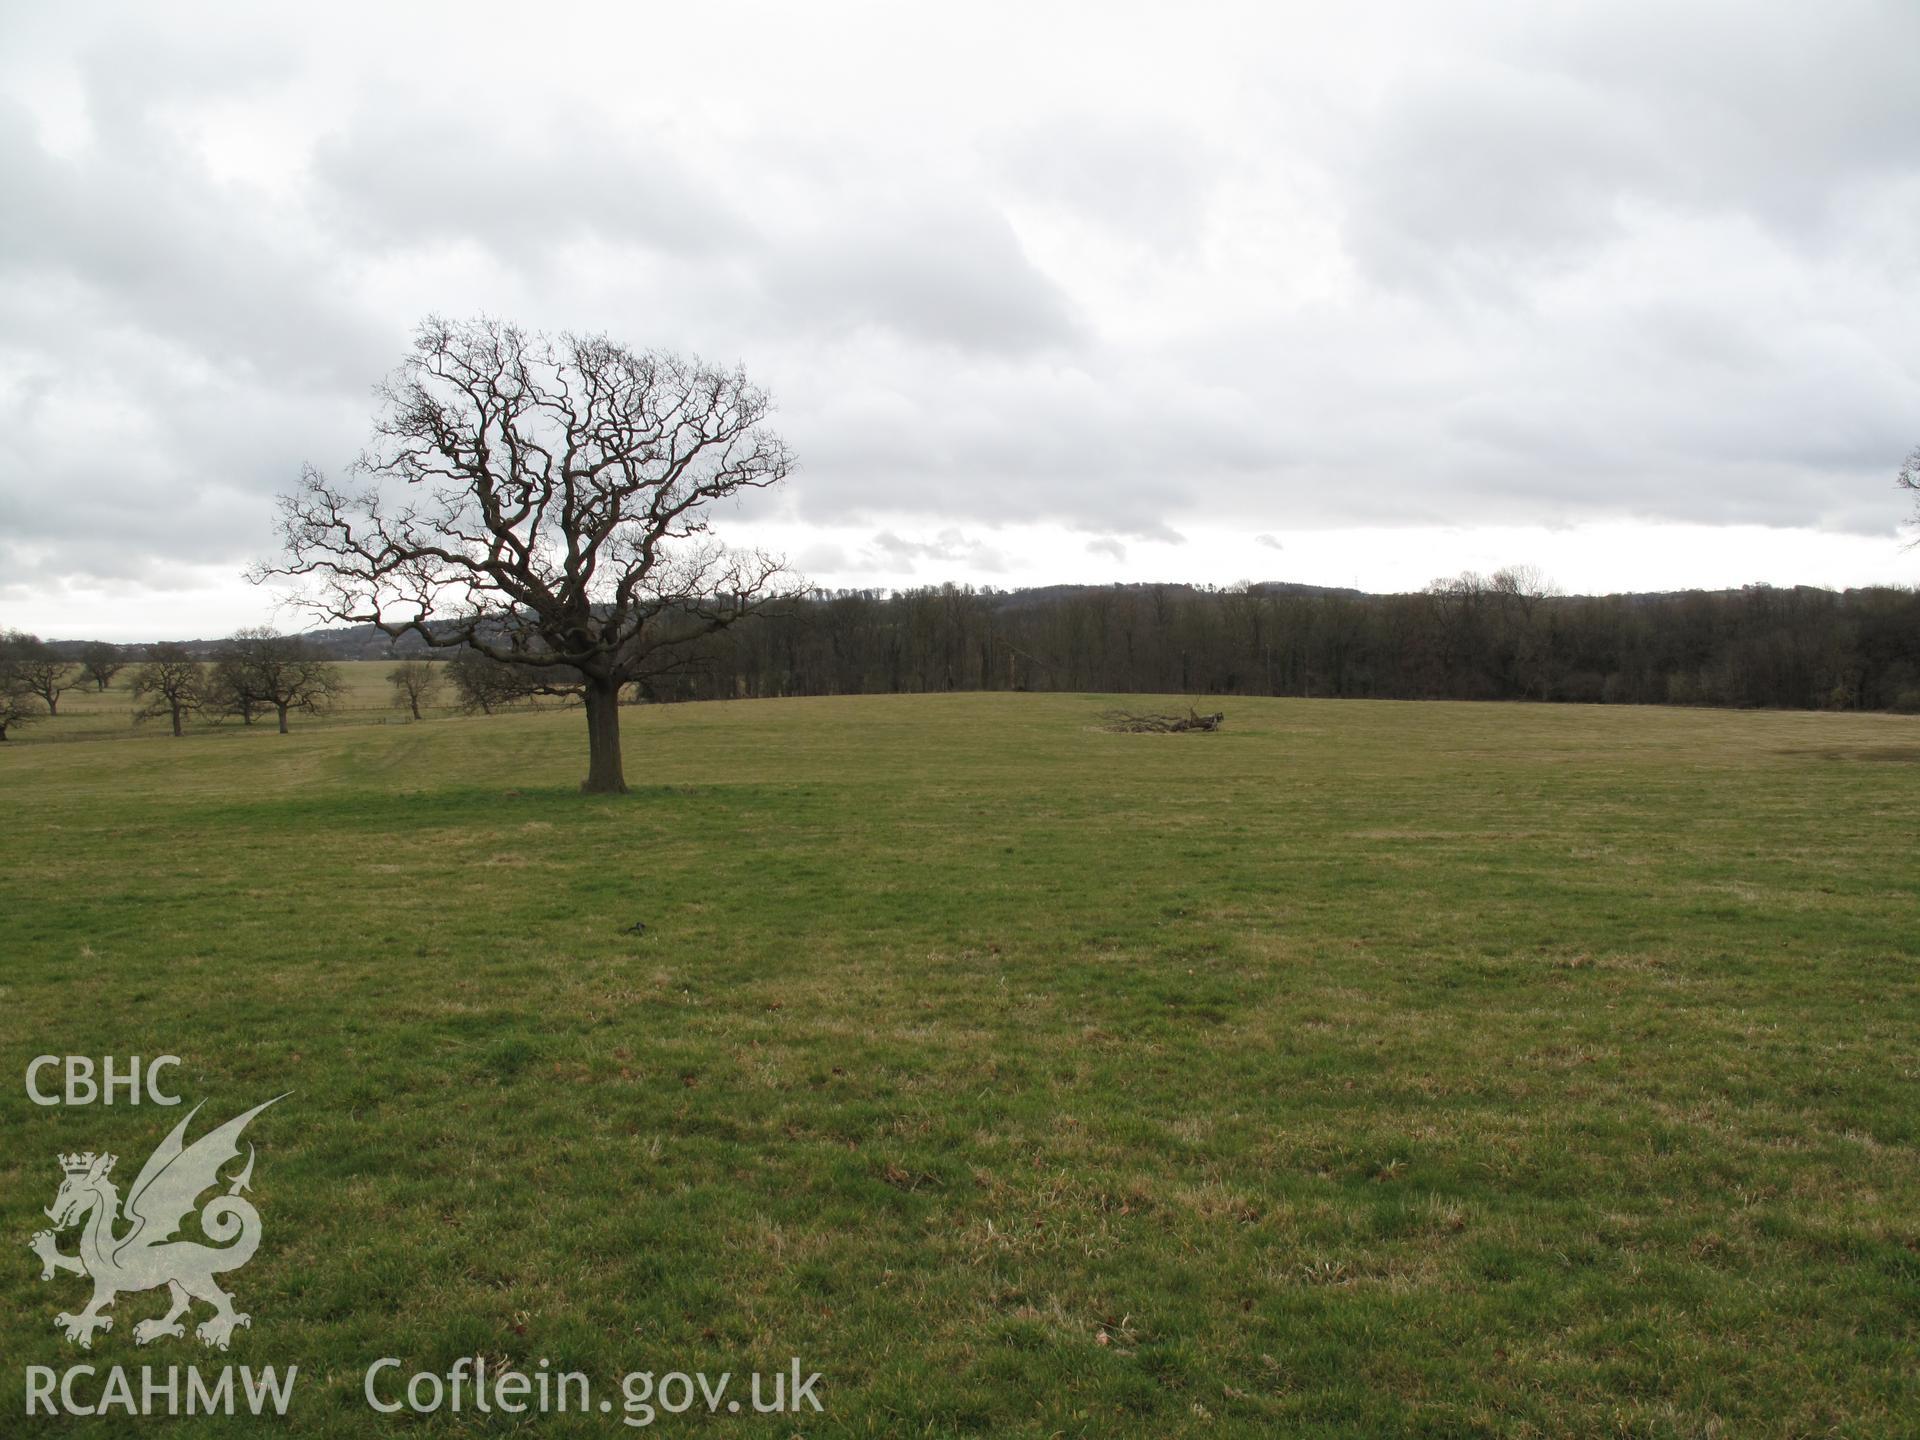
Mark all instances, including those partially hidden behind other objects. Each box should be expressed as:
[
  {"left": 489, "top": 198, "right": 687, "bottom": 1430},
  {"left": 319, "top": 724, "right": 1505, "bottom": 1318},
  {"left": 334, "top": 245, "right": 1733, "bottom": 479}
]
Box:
[{"left": 18, "top": 519, "right": 1920, "bottom": 644}]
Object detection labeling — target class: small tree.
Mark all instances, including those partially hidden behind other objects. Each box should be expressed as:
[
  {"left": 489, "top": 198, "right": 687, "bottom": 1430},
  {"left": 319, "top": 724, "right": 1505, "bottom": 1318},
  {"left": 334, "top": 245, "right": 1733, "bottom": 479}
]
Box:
[
  {"left": 386, "top": 659, "right": 443, "bottom": 720},
  {"left": 0, "top": 630, "right": 74, "bottom": 715},
  {"left": 446, "top": 646, "right": 544, "bottom": 714},
  {"left": 0, "top": 681, "right": 40, "bottom": 740},
  {"left": 210, "top": 628, "right": 343, "bottom": 733},
  {"left": 131, "top": 644, "right": 205, "bottom": 737},
  {"left": 205, "top": 666, "right": 264, "bottom": 725},
  {"left": 1903, "top": 446, "right": 1920, "bottom": 541},
  {"left": 78, "top": 641, "right": 124, "bottom": 692},
  {"left": 258, "top": 316, "right": 796, "bottom": 793}
]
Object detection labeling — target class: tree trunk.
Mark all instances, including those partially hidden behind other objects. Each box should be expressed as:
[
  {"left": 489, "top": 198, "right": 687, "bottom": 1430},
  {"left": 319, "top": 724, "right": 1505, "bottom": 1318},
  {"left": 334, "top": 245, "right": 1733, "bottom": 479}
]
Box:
[
  {"left": 409, "top": 696, "right": 422, "bottom": 720},
  {"left": 170, "top": 703, "right": 184, "bottom": 738},
  {"left": 45, "top": 693, "right": 58, "bottom": 715},
  {"left": 276, "top": 702, "right": 290, "bottom": 734},
  {"left": 581, "top": 678, "right": 628, "bottom": 794}
]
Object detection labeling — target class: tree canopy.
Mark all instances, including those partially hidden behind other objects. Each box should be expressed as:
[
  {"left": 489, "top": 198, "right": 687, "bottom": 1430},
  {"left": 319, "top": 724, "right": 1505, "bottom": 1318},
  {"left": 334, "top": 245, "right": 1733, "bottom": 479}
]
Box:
[
  {"left": 131, "top": 643, "right": 206, "bottom": 737},
  {"left": 258, "top": 316, "right": 795, "bottom": 792},
  {"left": 209, "top": 628, "right": 343, "bottom": 733}
]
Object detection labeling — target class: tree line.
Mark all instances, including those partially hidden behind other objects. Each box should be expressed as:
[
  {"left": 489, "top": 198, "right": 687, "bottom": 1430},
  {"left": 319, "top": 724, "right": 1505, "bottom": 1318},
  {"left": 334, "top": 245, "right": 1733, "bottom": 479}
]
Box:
[
  {"left": 368, "top": 570, "right": 1920, "bottom": 716},
  {"left": 643, "top": 572, "right": 1920, "bottom": 713},
  {"left": 0, "top": 627, "right": 349, "bottom": 739},
  {"left": 8, "top": 573, "right": 1918, "bottom": 744}
]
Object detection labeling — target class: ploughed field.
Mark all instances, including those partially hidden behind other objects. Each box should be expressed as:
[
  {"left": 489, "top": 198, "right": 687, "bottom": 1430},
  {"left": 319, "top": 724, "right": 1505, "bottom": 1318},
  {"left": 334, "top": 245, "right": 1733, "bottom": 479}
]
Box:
[{"left": 3, "top": 679, "right": 1917, "bottom": 1437}]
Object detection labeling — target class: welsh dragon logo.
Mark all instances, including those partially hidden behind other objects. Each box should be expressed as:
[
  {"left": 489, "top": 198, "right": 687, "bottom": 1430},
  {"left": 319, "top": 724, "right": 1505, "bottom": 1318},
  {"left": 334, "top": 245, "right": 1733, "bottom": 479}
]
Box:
[{"left": 27, "top": 1096, "right": 287, "bottom": 1350}]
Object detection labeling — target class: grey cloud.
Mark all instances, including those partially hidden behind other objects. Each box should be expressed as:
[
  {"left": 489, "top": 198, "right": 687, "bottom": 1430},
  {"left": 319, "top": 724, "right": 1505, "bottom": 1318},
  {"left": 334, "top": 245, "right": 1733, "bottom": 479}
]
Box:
[
  {"left": 761, "top": 201, "right": 1078, "bottom": 355},
  {"left": 1538, "top": 2, "right": 1920, "bottom": 233},
  {"left": 311, "top": 106, "right": 752, "bottom": 264},
  {"left": 1342, "top": 4, "right": 1920, "bottom": 295},
  {"left": 1341, "top": 65, "right": 1649, "bottom": 291},
  {"left": 2, "top": 0, "right": 1916, "bottom": 619},
  {"left": 1086, "top": 537, "right": 1126, "bottom": 561},
  {"left": 989, "top": 114, "right": 1215, "bottom": 252},
  {"left": 795, "top": 542, "right": 851, "bottom": 574},
  {"left": 778, "top": 361, "right": 1246, "bottom": 537},
  {"left": 866, "top": 528, "right": 1009, "bottom": 574},
  {"left": 0, "top": 80, "right": 385, "bottom": 389}
]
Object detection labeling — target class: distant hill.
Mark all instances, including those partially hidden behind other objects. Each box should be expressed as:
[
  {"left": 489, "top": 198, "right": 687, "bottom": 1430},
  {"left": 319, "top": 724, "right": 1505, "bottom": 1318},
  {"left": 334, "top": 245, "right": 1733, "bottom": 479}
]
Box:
[
  {"left": 45, "top": 621, "right": 453, "bottom": 661},
  {"left": 42, "top": 625, "right": 429, "bottom": 661}
]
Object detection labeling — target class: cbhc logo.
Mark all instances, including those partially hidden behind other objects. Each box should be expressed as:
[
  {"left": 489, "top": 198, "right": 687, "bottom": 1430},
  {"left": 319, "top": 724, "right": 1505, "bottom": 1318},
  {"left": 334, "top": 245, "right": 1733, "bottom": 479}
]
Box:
[{"left": 25, "top": 1056, "right": 183, "bottom": 1107}]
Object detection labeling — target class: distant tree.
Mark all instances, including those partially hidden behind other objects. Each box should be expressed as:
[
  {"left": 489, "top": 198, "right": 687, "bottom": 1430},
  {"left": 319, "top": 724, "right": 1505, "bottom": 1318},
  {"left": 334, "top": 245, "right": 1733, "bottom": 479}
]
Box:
[
  {"left": 258, "top": 316, "right": 795, "bottom": 793},
  {"left": 386, "top": 659, "right": 442, "bottom": 720},
  {"left": 209, "top": 628, "right": 344, "bottom": 733},
  {"left": 1902, "top": 445, "right": 1920, "bottom": 540},
  {"left": 0, "top": 630, "right": 75, "bottom": 715},
  {"left": 446, "top": 646, "right": 541, "bottom": 714},
  {"left": 1488, "top": 565, "right": 1559, "bottom": 617},
  {"left": 78, "top": 641, "right": 124, "bottom": 692},
  {"left": 131, "top": 644, "right": 206, "bottom": 737},
  {"left": 0, "top": 680, "right": 40, "bottom": 740},
  {"left": 205, "top": 666, "right": 265, "bottom": 726}
]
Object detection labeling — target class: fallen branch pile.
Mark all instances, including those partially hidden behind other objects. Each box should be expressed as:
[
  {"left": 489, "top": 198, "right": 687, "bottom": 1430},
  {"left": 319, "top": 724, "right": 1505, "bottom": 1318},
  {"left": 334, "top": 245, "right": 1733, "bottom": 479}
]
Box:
[{"left": 1101, "top": 707, "right": 1225, "bottom": 733}]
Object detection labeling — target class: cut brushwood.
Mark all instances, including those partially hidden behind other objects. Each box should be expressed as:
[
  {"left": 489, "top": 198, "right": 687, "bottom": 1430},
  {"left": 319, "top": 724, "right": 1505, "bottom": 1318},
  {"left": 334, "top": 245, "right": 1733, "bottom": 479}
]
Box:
[{"left": 1102, "top": 707, "right": 1225, "bottom": 734}]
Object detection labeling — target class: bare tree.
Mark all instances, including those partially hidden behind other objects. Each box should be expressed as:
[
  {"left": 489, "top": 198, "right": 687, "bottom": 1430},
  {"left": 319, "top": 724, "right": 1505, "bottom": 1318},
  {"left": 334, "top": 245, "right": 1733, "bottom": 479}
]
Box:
[
  {"left": 131, "top": 644, "right": 206, "bottom": 737},
  {"left": 209, "top": 628, "right": 344, "bottom": 733},
  {"left": 386, "top": 659, "right": 443, "bottom": 720},
  {"left": 78, "top": 641, "right": 124, "bottom": 692},
  {"left": 1488, "top": 565, "right": 1559, "bottom": 619},
  {"left": 446, "top": 646, "right": 543, "bottom": 714},
  {"left": 256, "top": 316, "right": 796, "bottom": 793},
  {"left": 205, "top": 667, "right": 265, "bottom": 726},
  {"left": 0, "top": 681, "right": 40, "bottom": 740},
  {"left": 1902, "top": 445, "right": 1920, "bottom": 542},
  {"left": 1, "top": 630, "right": 75, "bottom": 715}
]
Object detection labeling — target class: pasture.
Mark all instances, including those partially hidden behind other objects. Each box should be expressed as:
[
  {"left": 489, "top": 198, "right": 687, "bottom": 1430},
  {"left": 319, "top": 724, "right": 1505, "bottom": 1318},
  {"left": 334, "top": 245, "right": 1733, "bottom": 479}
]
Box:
[{"left": 2, "top": 680, "right": 1916, "bottom": 1436}]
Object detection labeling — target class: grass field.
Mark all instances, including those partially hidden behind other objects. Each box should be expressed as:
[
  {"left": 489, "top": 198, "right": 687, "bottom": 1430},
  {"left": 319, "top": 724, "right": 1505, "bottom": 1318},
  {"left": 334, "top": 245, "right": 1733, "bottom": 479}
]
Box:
[{"left": 3, "top": 677, "right": 1917, "bottom": 1436}]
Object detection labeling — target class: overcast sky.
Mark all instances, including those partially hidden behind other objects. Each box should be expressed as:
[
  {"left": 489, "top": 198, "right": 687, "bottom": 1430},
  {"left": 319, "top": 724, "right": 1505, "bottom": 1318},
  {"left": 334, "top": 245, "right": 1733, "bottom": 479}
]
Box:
[{"left": 2, "top": 0, "right": 1916, "bottom": 639}]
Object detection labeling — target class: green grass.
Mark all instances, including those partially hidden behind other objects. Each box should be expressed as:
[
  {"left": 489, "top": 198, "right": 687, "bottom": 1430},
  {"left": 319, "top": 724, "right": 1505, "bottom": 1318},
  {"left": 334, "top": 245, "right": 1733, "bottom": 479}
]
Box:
[{"left": 3, "top": 686, "right": 1917, "bottom": 1436}]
